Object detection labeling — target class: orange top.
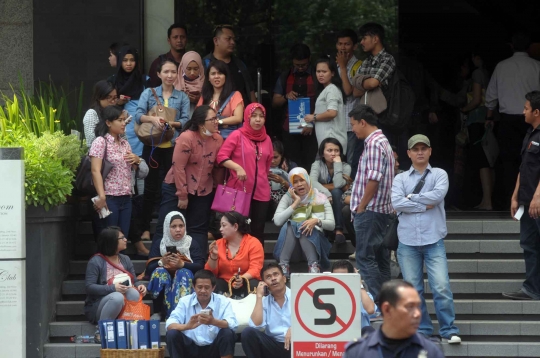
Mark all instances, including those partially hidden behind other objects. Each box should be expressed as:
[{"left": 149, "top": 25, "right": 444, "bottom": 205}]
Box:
[{"left": 205, "top": 234, "right": 264, "bottom": 281}]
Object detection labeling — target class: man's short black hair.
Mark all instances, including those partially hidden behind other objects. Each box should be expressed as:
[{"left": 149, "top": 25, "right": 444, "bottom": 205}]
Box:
[
  {"left": 193, "top": 269, "right": 216, "bottom": 287},
  {"left": 512, "top": 31, "right": 531, "bottom": 52},
  {"left": 290, "top": 43, "right": 311, "bottom": 60},
  {"left": 526, "top": 91, "right": 540, "bottom": 112},
  {"left": 379, "top": 280, "right": 415, "bottom": 314},
  {"left": 349, "top": 103, "right": 379, "bottom": 126},
  {"left": 337, "top": 29, "right": 358, "bottom": 44},
  {"left": 331, "top": 260, "right": 355, "bottom": 273},
  {"left": 358, "top": 22, "right": 386, "bottom": 44},
  {"left": 260, "top": 262, "right": 284, "bottom": 279},
  {"left": 168, "top": 23, "right": 187, "bottom": 38},
  {"left": 96, "top": 227, "right": 122, "bottom": 256},
  {"left": 213, "top": 24, "right": 234, "bottom": 38}
]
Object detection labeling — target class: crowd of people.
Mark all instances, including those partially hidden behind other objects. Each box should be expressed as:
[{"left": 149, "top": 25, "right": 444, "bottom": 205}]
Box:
[{"left": 82, "top": 20, "right": 540, "bottom": 358}]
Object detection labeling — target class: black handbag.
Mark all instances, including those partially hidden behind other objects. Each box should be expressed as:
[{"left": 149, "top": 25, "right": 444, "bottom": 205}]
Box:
[
  {"left": 75, "top": 138, "right": 114, "bottom": 195},
  {"left": 383, "top": 170, "right": 430, "bottom": 250}
]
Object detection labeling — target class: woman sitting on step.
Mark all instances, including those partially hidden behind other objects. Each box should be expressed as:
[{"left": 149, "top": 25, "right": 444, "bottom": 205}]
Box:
[
  {"left": 146, "top": 211, "right": 205, "bottom": 319},
  {"left": 273, "top": 167, "right": 334, "bottom": 277},
  {"left": 84, "top": 227, "right": 147, "bottom": 324},
  {"left": 205, "top": 211, "right": 264, "bottom": 298}
]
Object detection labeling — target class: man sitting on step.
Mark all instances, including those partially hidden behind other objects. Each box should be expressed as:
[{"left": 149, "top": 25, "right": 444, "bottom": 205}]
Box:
[
  {"left": 241, "top": 263, "right": 291, "bottom": 358},
  {"left": 165, "top": 270, "right": 237, "bottom": 358},
  {"left": 391, "top": 134, "right": 461, "bottom": 344}
]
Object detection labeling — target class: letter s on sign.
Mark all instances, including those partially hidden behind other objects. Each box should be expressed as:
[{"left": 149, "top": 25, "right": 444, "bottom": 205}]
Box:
[{"left": 313, "top": 288, "right": 336, "bottom": 325}]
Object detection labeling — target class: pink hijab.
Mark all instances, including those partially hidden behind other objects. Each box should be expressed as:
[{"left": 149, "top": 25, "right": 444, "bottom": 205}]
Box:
[
  {"left": 174, "top": 51, "right": 205, "bottom": 94},
  {"left": 239, "top": 103, "right": 268, "bottom": 141}
]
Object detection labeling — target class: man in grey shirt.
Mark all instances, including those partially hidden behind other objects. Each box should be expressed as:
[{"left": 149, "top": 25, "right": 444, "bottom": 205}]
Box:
[
  {"left": 391, "top": 134, "right": 460, "bottom": 344},
  {"left": 485, "top": 32, "right": 540, "bottom": 206}
]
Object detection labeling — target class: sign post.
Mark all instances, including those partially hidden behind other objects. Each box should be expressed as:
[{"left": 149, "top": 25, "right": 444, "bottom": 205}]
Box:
[
  {"left": 291, "top": 273, "right": 361, "bottom": 357},
  {"left": 0, "top": 148, "right": 26, "bottom": 357}
]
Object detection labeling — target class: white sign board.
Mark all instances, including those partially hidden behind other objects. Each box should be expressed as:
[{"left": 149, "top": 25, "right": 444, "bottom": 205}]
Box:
[
  {"left": 291, "top": 273, "right": 362, "bottom": 357},
  {"left": 0, "top": 149, "right": 26, "bottom": 357}
]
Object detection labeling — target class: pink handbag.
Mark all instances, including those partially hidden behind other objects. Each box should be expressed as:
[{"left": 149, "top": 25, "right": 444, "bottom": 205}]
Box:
[{"left": 211, "top": 134, "right": 252, "bottom": 216}]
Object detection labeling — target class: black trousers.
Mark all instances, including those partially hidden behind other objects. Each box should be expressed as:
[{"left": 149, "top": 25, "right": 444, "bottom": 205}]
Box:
[
  {"left": 166, "top": 328, "right": 235, "bottom": 358},
  {"left": 141, "top": 145, "right": 174, "bottom": 232},
  {"left": 214, "top": 278, "right": 260, "bottom": 296},
  {"left": 250, "top": 199, "right": 270, "bottom": 245},
  {"left": 241, "top": 327, "right": 291, "bottom": 358},
  {"left": 497, "top": 114, "right": 528, "bottom": 209}
]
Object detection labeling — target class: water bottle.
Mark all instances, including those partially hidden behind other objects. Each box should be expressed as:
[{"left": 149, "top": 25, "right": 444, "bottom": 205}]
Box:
[{"left": 70, "top": 335, "right": 95, "bottom": 344}]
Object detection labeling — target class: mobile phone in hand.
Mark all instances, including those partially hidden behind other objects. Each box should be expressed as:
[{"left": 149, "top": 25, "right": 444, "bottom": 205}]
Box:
[
  {"left": 264, "top": 286, "right": 270, "bottom": 297},
  {"left": 120, "top": 95, "right": 131, "bottom": 100},
  {"left": 200, "top": 308, "right": 211, "bottom": 315},
  {"left": 121, "top": 280, "right": 129, "bottom": 286},
  {"left": 166, "top": 246, "right": 178, "bottom": 254}
]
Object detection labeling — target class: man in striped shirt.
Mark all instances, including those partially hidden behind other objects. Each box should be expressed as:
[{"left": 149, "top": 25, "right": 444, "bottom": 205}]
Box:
[{"left": 349, "top": 104, "right": 395, "bottom": 300}]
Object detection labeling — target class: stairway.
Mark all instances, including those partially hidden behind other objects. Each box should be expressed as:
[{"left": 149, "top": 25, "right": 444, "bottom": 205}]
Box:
[{"left": 43, "top": 212, "right": 540, "bottom": 357}]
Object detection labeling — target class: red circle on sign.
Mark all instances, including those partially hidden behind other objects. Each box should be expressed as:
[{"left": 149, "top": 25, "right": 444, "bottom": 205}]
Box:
[{"left": 294, "top": 276, "right": 357, "bottom": 338}]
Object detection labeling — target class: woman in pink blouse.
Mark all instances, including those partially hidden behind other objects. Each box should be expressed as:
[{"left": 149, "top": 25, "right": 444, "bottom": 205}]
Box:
[
  {"left": 90, "top": 106, "right": 142, "bottom": 242},
  {"left": 217, "top": 103, "right": 273, "bottom": 244},
  {"left": 154, "top": 105, "right": 224, "bottom": 253}
]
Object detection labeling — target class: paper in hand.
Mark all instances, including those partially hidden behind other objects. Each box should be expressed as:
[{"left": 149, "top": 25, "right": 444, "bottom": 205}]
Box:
[
  {"left": 92, "top": 196, "right": 112, "bottom": 219},
  {"left": 514, "top": 205, "right": 525, "bottom": 221}
]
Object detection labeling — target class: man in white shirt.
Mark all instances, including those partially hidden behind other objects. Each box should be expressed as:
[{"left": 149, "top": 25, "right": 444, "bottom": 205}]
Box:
[
  {"left": 485, "top": 32, "right": 540, "bottom": 206},
  {"left": 241, "top": 263, "right": 291, "bottom": 358},
  {"left": 166, "top": 270, "right": 237, "bottom": 358}
]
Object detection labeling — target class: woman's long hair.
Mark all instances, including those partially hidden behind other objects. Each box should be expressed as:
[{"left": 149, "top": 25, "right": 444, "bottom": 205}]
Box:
[
  {"left": 315, "top": 56, "right": 346, "bottom": 99},
  {"left": 89, "top": 80, "right": 116, "bottom": 120},
  {"left": 182, "top": 105, "right": 214, "bottom": 132},
  {"left": 94, "top": 105, "right": 124, "bottom": 138},
  {"left": 201, "top": 60, "right": 234, "bottom": 107}
]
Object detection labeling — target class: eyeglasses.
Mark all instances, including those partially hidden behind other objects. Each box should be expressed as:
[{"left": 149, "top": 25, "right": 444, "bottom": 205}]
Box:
[
  {"left": 205, "top": 117, "right": 219, "bottom": 123},
  {"left": 106, "top": 95, "right": 118, "bottom": 101},
  {"left": 293, "top": 62, "right": 309, "bottom": 69}
]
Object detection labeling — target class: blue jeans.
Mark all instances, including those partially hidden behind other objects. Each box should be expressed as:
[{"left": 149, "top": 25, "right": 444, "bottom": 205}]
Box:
[
  {"left": 397, "top": 239, "right": 459, "bottom": 338},
  {"left": 330, "top": 188, "right": 344, "bottom": 231},
  {"left": 105, "top": 195, "right": 133, "bottom": 237},
  {"left": 154, "top": 183, "right": 214, "bottom": 255},
  {"left": 519, "top": 207, "right": 540, "bottom": 299},
  {"left": 354, "top": 210, "right": 390, "bottom": 299},
  {"left": 347, "top": 131, "right": 364, "bottom": 180}
]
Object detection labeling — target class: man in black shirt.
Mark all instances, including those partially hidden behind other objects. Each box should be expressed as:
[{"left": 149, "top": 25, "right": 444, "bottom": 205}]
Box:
[
  {"left": 148, "top": 23, "right": 188, "bottom": 87},
  {"left": 504, "top": 91, "right": 540, "bottom": 301},
  {"left": 203, "top": 25, "right": 256, "bottom": 105},
  {"left": 344, "top": 280, "right": 444, "bottom": 358}
]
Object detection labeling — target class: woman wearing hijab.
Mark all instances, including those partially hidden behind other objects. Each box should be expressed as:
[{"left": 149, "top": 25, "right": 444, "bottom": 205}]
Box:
[
  {"left": 217, "top": 103, "right": 273, "bottom": 244},
  {"left": 110, "top": 46, "right": 147, "bottom": 157},
  {"left": 147, "top": 211, "right": 205, "bottom": 319},
  {"left": 174, "top": 51, "right": 205, "bottom": 116},
  {"left": 273, "top": 167, "right": 334, "bottom": 277}
]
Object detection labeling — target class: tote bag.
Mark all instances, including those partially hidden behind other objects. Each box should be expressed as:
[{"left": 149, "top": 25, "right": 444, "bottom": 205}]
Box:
[
  {"left": 225, "top": 276, "right": 257, "bottom": 333},
  {"left": 118, "top": 294, "right": 151, "bottom": 321}
]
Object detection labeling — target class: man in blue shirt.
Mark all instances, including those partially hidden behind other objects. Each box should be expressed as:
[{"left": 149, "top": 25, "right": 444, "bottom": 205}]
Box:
[
  {"left": 343, "top": 280, "right": 444, "bottom": 358},
  {"left": 241, "top": 263, "right": 291, "bottom": 358},
  {"left": 331, "top": 260, "right": 376, "bottom": 333},
  {"left": 391, "top": 134, "right": 461, "bottom": 344},
  {"left": 165, "top": 270, "right": 238, "bottom": 358}
]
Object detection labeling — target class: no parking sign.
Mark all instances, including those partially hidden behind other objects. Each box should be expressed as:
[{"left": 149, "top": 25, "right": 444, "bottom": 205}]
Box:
[{"left": 291, "top": 273, "right": 362, "bottom": 357}]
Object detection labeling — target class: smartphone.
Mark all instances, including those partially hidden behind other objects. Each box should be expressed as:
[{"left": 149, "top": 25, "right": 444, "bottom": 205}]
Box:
[
  {"left": 125, "top": 115, "right": 132, "bottom": 124},
  {"left": 200, "top": 308, "right": 211, "bottom": 315},
  {"left": 263, "top": 286, "right": 270, "bottom": 297},
  {"left": 121, "top": 280, "right": 129, "bottom": 286},
  {"left": 120, "top": 95, "right": 131, "bottom": 100},
  {"left": 166, "top": 246, "right": 178, "bottom": 254}
]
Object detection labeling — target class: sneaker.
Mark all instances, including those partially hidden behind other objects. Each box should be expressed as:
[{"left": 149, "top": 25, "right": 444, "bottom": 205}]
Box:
[
  {"left": 334, "top": 233, "right": 346, "bottom": 245},
  {"left": 443, "top": 334, "right": 461, "bottom": 344},
  {"left": 348, "top": 252, "right": 356, "bottom": 260},
  {"left": 280, "top": 264, "right": 290, "bottom": 278},
  {"left": 308, "top": 262, "right": 320, "bottom": 273},
  {"left": 502, "top": 290, "right": 537, "bottom": 300}
]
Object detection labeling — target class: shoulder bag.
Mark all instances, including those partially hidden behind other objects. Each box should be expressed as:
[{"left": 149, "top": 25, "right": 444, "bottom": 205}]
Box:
[
  {"left": 135, "top": 88, "right": 177, "bottom": 146},
  {"left": 211, "top": 133, "right": 252, "bottom": 216},
  {"left": 75, "top": 138, "right": 113, "bottom": 196},
  {"left": 225, "top": 276, "right": 257, "bottom": 333},
  {"left": 383, "top": 170, "right": 430, "bottom": 250}
]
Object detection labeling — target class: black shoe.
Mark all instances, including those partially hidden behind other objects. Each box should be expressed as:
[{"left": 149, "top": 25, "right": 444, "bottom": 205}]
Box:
[
  {"left": 502, "top": 290, "right": 536, "bottom": 300},
  {"left": 334, "top": 233, "right": 346, "bottom": 245}
]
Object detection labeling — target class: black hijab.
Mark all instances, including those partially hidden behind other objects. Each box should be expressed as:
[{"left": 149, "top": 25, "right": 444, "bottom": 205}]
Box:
[{"left": 114, "top": 46, "right": 145, "bottom": 100}]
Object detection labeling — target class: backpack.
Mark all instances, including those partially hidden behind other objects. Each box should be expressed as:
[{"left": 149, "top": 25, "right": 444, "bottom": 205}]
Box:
[{"left": 379, "top": 69, "right": 415, "bottom": 130}]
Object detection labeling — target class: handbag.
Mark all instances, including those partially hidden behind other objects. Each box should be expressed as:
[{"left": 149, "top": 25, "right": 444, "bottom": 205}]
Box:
[
  {"left": 211, "top": 134, "right": 252, "bottom": 216},
  {"left": 455, "top": 117, "right": 469, "bottom": 147},
  {"left": 225, "top": 276, "right": 257, "bottom": 333},
  {"left": 135, "top": 88, "right": 177, "bottom": 146},
  {"left": 75, "top": 138, "right": 113, "bottom": 196},
  {"left": 117, "top": 294, "right": 151, "bottom": 321},
  {"left": 383, "top": 170, "right": 430, "bottom": 250}
]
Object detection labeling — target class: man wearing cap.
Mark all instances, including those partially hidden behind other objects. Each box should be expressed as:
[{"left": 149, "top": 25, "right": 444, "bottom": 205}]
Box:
[{"left": 390, "top": 134, "right": 461, "bottom": 344}]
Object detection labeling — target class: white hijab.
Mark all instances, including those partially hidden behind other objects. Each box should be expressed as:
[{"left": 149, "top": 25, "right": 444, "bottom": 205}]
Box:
[{"left": 159, "top": 211, "right": 192, "bottom": 261}]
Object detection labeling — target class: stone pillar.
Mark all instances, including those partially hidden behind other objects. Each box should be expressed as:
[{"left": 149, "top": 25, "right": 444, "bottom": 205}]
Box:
[{"left": 0, "top": 0, "right": 33, "bottom": 94}]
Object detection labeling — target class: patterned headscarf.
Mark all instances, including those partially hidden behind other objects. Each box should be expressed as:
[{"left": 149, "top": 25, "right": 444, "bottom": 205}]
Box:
[
  {"left": 159, "top": 211, "right": 192, "bottom": 261},
  {"left": 288, "top": 167, "right": 327, "bottom": 206},
  {"left": 239, "top": 103, "right": 268, "bottom": 141}
]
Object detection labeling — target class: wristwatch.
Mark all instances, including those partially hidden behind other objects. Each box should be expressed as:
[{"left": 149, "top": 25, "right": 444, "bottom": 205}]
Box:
[
  {"left": 317, "top": 219, "right": 322, "bottom": 227},
  {"left": 218, "top": 119, "right": 224, "bottom": 125},
  {"left": 313, "top": 113, "right": 318, "bottom": 122}
]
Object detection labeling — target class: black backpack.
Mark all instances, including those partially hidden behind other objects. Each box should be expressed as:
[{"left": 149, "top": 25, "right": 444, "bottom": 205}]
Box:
[{"left": 380, "top": 69, "right": 415, "bottom": 130}]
